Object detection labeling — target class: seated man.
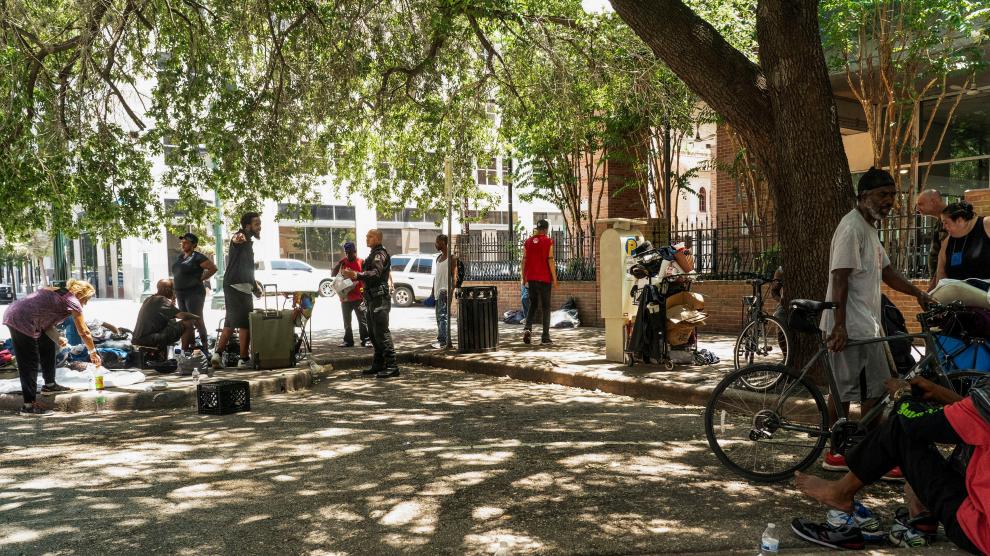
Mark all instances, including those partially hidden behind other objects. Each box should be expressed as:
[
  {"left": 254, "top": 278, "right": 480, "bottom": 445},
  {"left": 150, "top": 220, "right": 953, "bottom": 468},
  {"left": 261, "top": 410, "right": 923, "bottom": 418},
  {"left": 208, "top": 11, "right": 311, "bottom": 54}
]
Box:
[
  {"left": 792, "top": 376, "right": 989, "bottom": 554},
  {"left": 132, "top": 279, "right": 199, "bottom": 352}
]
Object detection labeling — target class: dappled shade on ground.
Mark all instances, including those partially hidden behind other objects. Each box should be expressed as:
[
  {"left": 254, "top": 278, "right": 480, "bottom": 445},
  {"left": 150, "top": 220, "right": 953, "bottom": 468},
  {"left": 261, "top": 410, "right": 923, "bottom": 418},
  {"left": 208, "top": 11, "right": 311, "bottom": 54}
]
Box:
[{"left": 0, "top": 367, "right": 906, "bottom": 554}]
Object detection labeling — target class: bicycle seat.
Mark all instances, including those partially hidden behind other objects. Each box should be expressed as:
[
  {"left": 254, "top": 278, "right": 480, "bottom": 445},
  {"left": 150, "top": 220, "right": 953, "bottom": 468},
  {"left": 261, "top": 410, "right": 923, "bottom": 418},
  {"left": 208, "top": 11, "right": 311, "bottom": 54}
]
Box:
[{"left": 789, "top": 299, "right": 836, "bottom": 313}]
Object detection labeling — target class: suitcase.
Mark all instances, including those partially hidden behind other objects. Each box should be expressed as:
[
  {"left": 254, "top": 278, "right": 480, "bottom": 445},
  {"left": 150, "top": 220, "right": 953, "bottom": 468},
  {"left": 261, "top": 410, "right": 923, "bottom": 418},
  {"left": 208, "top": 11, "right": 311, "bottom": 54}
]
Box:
[{"left": 249, "top": 284, "right": 296, "bottom": 369}]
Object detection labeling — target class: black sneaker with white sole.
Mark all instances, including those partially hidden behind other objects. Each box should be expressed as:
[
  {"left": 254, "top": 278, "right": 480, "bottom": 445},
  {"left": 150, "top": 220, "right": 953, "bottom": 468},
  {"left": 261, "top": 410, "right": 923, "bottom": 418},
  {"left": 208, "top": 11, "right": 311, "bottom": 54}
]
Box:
[
  {"left": 791, "top": 518, "right": 865, "bottom": 551},
  {"left": 41, "top": 383, "right": 71, "bottom": 394}
]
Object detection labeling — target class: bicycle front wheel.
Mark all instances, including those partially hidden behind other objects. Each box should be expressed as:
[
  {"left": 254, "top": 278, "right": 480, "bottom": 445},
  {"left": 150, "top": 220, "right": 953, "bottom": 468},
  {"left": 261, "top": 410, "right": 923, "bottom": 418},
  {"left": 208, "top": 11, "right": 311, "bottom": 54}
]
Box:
[
  {"left": 947, "top": 371, "right": 989, "bottom": 398},
  {"left": 704, "top": 364, "right": 829, "bottom": 483},
  {"left": 733, "top": 316, "right": 791, "bottom": 377}
]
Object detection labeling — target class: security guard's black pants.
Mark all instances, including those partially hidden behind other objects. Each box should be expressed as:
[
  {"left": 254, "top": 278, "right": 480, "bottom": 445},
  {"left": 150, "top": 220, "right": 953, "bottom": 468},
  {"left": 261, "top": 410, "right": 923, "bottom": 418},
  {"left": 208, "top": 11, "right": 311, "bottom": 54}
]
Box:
[{"left": 365, "top": 294, "right": 397, "bottom": 370}]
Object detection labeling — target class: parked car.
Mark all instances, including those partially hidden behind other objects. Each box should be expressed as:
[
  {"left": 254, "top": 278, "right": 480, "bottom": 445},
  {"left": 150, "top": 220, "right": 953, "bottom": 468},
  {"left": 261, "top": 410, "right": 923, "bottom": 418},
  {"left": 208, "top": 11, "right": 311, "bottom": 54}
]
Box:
[
  {"left": 254, "top": 259, "right": 336, "bottom": 297},
  {"left": 0, "top": 283, "right": 14, "bottom": 304},
  {"left": 389, "top": 253, "right": 438, "bottom": 307}
]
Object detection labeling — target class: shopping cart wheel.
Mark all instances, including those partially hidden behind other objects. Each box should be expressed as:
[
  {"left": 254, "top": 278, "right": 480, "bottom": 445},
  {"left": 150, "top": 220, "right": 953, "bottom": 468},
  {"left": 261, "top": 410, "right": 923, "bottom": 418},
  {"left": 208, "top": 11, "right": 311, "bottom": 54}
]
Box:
[{"left": 663, "top": 360, "right": 674, "bottom": 371}]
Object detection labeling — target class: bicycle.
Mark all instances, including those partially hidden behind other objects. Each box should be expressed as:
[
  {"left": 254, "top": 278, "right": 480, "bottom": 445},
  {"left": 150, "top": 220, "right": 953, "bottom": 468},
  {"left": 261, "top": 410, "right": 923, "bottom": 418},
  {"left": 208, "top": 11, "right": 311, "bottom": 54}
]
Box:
[
  {"left": 733, "top": 275, "right": 791, "bottom": 388},
  {"left": 704, "top": 299, "right": 987, "bottom": 483}
]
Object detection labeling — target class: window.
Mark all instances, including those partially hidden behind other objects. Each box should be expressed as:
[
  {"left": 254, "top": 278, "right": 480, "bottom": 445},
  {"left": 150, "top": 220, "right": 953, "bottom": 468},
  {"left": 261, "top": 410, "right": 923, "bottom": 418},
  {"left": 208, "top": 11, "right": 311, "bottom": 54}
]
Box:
[
  {"left": 391, "top": 256, "right": 411, "bottom": 272},
  {"left": 464, "top": 210, "right": 509, "bottom": 225},
  {"left": 699, "top": 187, "right": 708, "bottom": 213},
  {"left": 335, "top": 206, "right": 356, "bottom": 220},
  {"left": 278, "top": 204, "right": 357, "bottom": 222},
  {"left": 286, "top": 260, "right": 312, "bottom": 271},
  {"left": 412, "top": 258, "right": 434, "bottom": 274},
  {"left": 277, "top": 226, "right": 356, "bottom": 269},
  {"left": 477, "top": 157, "right": 498, "bottom": 185},
  {"left": 271, "top": 260, "right": 289, "bottom": 270}
]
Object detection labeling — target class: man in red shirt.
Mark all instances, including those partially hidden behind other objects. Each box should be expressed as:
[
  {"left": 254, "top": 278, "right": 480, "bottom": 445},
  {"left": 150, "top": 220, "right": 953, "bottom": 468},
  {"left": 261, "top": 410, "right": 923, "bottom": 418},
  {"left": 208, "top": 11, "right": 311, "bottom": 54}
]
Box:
[
  {"left": 520, "top": 219, "right": 558, "bottom": 345},
  {"left": 792, "top": 376, "right": 989, "bottom": 553},
  {"left": 331, "top": 242, "right": 369, "bottom": 348}
]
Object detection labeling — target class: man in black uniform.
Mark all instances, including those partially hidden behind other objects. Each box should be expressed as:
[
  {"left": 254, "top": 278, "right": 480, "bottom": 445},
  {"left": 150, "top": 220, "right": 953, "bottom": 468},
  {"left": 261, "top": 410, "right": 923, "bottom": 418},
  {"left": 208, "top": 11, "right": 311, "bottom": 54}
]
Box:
[{"left": 342, "top": 229, "right": 399, "bottom": 378}]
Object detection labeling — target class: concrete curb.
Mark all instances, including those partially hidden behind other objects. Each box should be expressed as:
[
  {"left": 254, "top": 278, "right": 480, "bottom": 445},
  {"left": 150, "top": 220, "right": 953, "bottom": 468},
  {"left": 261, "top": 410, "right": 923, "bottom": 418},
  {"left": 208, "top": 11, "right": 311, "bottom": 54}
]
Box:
[{"left": 1, "top": 351, "right": 715, "bottom": 413}]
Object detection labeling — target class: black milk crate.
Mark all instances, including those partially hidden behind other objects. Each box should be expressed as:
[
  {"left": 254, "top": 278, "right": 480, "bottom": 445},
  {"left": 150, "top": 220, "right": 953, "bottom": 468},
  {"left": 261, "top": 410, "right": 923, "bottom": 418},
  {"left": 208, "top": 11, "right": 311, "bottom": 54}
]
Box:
[{"left": 197, "top": 380, "right": 251, "bottom": 415}]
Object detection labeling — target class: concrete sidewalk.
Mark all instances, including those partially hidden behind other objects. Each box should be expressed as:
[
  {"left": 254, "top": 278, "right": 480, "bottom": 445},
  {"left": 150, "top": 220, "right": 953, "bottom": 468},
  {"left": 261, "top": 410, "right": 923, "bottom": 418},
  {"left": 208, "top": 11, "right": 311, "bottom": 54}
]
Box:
[{"left": 0, "top": 323, "right": 740, "bottom": 412}]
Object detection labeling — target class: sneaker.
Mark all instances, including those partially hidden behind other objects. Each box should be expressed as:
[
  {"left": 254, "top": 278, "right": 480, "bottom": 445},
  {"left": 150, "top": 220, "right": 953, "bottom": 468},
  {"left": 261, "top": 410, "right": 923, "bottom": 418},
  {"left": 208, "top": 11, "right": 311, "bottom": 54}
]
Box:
[
  {"left": 889, "top": 520, "right": 930, "bottom": 548},
  {"left": 41, "top": 383, "right": 71, "bottom": 394},
  {"left": 790, "top": 517, "right": 865, "bottom": 550},
  {"left": 338, "top": 342, "right": 354, "bottom": 348},
  {"left": 430, "top": 342, "right": 443, "bottom": 349},
  {"left": 826, "top": 501, "right": 885, "bottom": 542},
  {"left": 19, "top": 402, "right": 51, "bottom": 415},
  {"left": 376, "top": 368, "right": 400, "bottom": 379},
  {"left": 881, "top": 466, "right": 905, "bottom": 482},
  {"left": 523, "top": 330, "right": 532, "bottom": 344},
  {"left": 237, "top": 358, "right": 253, "bottom": 369},
  {"left": 893, "top": 507, "right": 938, "bottom": 538},
  {"left": 210, "top": 352, "right": 223, "bottom": 369},
  {"left": 361, "top": 367, "right": 382, "bottom": 375},
  {"left": 822, "top": 451, "right": 849, "bottom": 471},
  {"left": 540, "top": 338, "right": 553, "bottom": 346}
]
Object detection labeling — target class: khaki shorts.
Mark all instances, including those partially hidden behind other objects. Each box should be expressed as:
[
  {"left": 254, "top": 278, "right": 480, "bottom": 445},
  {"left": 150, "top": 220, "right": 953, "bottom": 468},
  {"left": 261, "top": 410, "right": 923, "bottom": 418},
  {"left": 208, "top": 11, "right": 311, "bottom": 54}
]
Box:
[{"left": 828, "top": 342, "right": 891, "bottom": 403}]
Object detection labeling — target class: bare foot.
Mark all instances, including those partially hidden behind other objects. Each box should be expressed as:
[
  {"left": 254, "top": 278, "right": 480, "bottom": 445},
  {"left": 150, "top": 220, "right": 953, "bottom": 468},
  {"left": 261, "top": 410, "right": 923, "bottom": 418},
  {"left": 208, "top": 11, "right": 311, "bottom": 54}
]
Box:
[{"left": 794, "top": 471, "right": 855, "bottom": 513}]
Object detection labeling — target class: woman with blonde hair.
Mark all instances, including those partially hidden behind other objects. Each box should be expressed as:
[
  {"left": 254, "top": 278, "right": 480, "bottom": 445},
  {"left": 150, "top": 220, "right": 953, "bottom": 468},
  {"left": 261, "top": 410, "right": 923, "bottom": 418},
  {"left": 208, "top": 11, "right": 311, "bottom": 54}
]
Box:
[{"left": 3, "top": 279, "right": 102, "bottom": 414}]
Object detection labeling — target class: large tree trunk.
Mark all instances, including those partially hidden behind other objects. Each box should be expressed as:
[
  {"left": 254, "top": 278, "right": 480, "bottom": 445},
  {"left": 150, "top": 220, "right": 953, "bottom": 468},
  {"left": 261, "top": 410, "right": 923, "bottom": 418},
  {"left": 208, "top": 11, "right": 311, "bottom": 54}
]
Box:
[{"left": 611, "top": 0, "right": 853, "bottom": 366}]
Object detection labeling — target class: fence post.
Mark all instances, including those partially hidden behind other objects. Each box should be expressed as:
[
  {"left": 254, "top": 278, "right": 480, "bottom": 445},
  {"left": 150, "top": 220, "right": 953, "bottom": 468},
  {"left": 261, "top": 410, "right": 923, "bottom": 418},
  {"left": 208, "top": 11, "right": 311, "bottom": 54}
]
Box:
[{"left": 711, "top": 227, "right": 719, "bottom": 276}]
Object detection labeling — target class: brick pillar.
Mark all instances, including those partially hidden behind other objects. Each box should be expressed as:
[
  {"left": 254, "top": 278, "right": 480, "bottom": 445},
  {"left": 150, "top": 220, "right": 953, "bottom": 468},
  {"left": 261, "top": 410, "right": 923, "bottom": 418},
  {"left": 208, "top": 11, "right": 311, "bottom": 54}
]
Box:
[{"left": 965, "top": 189, "right": 990, "bottom": 214}]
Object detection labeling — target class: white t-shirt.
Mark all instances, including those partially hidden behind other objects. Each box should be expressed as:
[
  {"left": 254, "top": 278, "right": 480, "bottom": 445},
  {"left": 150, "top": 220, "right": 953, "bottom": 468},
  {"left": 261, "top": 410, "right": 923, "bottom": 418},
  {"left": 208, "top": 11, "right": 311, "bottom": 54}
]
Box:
[
  {"left": 820, "top": 208, "right": 890, "bottom": 339},
  {"left": 434, "top": 256, "right": 449, "bottom": 293}
]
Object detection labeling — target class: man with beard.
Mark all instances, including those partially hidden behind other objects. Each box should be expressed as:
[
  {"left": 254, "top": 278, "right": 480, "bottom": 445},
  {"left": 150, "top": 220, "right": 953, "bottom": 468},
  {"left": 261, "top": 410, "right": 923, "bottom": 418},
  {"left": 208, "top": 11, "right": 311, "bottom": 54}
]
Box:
[
  {"left": 819, "top": 168, "right": 932, "bottom": 474},
  {"left": 212, "top": 212, "right": 263, "bottom": 369}
]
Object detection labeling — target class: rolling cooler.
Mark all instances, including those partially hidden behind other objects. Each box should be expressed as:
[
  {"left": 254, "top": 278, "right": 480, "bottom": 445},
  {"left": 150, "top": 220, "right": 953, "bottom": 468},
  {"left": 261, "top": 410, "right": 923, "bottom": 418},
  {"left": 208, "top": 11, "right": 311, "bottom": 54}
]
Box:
[{"left": 249, "top": 284, "right": 296, "bottom": 369}]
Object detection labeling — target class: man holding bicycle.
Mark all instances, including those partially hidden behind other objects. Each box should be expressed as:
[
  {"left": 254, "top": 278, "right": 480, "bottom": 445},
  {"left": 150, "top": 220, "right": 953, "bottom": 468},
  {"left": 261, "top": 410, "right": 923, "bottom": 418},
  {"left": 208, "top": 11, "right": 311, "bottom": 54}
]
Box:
[{"left": 820, "top": 168, "right": 932, "bottom": 474}]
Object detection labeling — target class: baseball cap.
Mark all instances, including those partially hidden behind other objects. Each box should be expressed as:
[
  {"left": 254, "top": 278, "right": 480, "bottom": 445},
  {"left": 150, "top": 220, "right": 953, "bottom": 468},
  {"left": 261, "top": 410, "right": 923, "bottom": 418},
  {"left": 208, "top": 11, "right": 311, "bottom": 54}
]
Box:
[
  {"left": 343, "top": 241, "right": 357, "bottom": 252},
  {"left": 180, "top": 232, "right": 199, "bottom": 245},
  {"left": 536, "top": 219, "right": 550, "bottom": 230}
]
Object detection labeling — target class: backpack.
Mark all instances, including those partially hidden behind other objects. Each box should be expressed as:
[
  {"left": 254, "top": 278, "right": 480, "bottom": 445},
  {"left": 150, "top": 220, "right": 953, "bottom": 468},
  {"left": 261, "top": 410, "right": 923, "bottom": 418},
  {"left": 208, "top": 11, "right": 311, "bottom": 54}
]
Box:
[{"left": 881, "top": 294, "right": 916, "bottom": 375}]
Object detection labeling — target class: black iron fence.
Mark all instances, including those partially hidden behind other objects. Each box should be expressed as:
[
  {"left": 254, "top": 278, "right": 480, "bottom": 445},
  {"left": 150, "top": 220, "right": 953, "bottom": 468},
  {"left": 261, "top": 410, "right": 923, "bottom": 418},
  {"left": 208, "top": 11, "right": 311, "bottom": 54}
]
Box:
[
  {"left": 453, "top": 233, "right": 596, "bottom": 281},
  {"left": 671, "top": 213, "right": 941, "bottom": 280}
]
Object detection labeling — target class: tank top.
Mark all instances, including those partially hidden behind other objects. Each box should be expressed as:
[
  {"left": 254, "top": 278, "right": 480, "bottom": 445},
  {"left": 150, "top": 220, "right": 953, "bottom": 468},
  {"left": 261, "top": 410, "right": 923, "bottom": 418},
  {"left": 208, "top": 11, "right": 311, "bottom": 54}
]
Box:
[{"left": 946, "top": 216, "right": 990, "bottom": 280}]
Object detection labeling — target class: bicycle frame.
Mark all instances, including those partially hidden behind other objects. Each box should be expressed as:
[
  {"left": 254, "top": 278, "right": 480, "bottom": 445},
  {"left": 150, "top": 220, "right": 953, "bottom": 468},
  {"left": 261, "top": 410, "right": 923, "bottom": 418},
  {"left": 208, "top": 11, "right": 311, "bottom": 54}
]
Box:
[{"left": 773, "top": 323, "right": 955, "bottom": 436}]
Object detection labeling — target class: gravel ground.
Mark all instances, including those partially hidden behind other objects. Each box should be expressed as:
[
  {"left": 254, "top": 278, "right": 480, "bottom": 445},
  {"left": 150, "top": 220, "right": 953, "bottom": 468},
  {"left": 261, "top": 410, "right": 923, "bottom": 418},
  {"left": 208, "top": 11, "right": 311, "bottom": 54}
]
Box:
[{"left": 0, "top": 366, "right": 961, "bottom": 555}]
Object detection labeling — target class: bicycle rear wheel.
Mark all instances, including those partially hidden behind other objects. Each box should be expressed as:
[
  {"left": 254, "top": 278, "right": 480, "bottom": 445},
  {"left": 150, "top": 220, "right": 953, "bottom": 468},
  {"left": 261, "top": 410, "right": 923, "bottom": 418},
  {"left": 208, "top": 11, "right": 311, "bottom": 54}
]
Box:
[
  {"left": 705, "top": 364, "right": 829, "bottom": 483},
  {"left": 733, "top": 316, "right": 791, "bottom": 385}
]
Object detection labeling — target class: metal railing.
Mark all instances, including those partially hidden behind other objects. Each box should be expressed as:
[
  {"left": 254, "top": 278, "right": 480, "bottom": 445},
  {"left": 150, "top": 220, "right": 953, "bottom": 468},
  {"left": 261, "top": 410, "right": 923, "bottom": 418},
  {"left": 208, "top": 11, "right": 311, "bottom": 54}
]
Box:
[{"left": 453, "top": 233, "right": 596, "bottom": 281}]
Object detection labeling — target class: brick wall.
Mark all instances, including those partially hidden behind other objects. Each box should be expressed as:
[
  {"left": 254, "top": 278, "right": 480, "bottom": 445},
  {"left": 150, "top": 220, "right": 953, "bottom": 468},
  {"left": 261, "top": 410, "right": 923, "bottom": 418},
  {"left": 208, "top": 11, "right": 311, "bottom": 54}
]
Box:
[
  {"left": 690, "top": 281, "right": 753, "bottom": 334},
  {"left": 966, "top": 189, "right": 990, "bottom": 215},
  {"left": 882, "top": 280, "right": 929, "bottom": 334},
  {"left": 459, "top": 280, "right": 603, "bottom": 327}
]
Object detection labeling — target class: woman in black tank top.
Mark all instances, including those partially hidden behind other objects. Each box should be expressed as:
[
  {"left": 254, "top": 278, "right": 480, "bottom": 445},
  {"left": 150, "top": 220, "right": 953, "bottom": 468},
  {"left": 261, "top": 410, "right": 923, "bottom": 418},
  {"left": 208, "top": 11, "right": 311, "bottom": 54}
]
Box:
[{"left": 939, "top": 201, "right": 990, "bottom": 281}]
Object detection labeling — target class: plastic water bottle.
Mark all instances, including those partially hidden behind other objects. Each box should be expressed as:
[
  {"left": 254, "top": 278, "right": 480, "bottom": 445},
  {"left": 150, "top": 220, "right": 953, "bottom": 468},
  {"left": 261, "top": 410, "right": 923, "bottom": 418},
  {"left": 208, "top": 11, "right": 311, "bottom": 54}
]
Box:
[
  {"left": 191, "top": 368, "right": 201, "bottom": 385},
  {"left": 95, "top": 394, "right": 106, "bottom": 413},
  {"left": 760, "top": 523, "right": 779, "bottom": 554}
]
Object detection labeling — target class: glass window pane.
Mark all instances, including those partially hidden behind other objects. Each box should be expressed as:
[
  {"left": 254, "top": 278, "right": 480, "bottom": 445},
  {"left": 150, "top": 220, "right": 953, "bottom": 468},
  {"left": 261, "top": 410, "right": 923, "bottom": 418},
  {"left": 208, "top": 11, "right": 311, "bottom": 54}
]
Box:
[
  {"left": 390, "top": 256, "right": 411, "bottom": 271},
  {"left": 271, "top": 260, "right": 288, "bottom": 270},
  {"left": 413, "top": 258, "right": 433, "bottom": 274},
  {"left": 924, "top": 159, "right": 990, "bottom": 198},
  {"left": 920, "top": 91, "right": 990, "bottom": 162}
]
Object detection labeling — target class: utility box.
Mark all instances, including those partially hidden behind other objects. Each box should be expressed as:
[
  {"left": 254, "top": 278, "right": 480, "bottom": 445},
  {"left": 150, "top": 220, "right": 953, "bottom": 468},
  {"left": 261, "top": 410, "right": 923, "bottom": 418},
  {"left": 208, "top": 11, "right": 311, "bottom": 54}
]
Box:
[{"left": 598, "top": 219, "right": 646, "bottom": 362}]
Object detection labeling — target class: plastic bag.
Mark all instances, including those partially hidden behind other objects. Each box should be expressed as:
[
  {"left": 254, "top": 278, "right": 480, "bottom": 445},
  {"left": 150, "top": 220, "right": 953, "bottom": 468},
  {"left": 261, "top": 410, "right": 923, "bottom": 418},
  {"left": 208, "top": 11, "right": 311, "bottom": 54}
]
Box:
[{"left": 331, "top": 275, "right": 356, "bottom": 297}]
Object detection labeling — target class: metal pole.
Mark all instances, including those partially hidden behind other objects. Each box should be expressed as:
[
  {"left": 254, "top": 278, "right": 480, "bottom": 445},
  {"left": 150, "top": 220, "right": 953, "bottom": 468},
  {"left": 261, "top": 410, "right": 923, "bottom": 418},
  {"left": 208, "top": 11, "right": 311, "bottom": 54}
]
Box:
[
  {"left": 445, "top": 159, "right": 454, "bottom": 350},
  {"left": 212, "top": 189, "right": 226, "bottom": 309},
  {"left": 507, "top": 159, "right": 514, "bottom": 245},
  {"left": 663, "top": 120, "right": 672, "bottom": 244}
]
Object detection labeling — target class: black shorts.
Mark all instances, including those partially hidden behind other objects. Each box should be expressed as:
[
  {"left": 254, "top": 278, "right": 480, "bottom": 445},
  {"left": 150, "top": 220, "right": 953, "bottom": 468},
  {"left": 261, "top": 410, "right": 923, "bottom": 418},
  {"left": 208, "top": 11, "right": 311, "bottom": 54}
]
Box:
[
  {"left": 133, "top": 320, "right": 184, "bottom": 351},
  {"left": 224, "top": 285, "right": 253, "bottom": 329},
  {"left": 176, "top": 287, "right": 206, "bottom": 316}
]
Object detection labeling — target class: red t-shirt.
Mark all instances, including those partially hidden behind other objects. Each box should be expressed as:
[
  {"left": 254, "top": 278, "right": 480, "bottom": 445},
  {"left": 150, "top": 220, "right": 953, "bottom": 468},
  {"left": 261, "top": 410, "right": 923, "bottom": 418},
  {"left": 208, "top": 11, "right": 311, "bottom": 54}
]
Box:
[
  {"left": 944, "top": 396, "right": 990, "bottom": 554},
  {"left": 523, "top": 235, "right": 554, "bottom": 284},
  {"left": 337, "top": 257, "right": 365, "bottom": 302}
]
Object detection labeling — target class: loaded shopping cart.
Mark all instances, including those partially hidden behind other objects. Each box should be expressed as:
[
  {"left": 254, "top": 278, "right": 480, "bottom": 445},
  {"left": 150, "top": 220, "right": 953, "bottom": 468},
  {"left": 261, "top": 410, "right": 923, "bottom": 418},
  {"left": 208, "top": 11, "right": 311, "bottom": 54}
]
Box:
[{"left": 623, "top": 241, "right": 703, "bottom": 369}]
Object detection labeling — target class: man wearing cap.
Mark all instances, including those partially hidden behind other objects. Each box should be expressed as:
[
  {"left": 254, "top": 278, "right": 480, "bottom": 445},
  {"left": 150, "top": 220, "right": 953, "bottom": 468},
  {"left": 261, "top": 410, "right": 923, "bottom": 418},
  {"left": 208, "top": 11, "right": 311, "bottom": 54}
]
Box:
[
  {"left": 521, "top": 219, "right": 558, "bottom": 345},
  {"left": 331, "top": 242, "right": 369, "bottom": 348},
  {"left": 820, "top": 167, "right": 932, "bottom": 474},
  {"left": 171, "top": 232, "right": 218, "bottom": 355}
]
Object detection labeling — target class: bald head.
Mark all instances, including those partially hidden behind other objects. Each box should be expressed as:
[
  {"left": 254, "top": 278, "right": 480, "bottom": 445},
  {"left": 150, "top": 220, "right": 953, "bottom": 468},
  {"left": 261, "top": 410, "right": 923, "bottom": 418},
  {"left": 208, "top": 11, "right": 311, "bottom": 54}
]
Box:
[
  {"left": 156, "top": 279, "right": 175, "bottom": 300},
  {"left": 916, "top": 189, "right": 945, "bottom": 217},
  {"left": 365, "top": 229, "right": 383, "bottom": 248}
]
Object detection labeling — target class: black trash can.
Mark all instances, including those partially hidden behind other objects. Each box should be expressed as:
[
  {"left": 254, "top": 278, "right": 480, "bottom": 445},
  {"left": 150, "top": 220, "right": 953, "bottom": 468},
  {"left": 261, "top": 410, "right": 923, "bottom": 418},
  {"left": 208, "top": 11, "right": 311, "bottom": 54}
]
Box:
[{"left": 457, "top": 286, "right": 499, "bottom": 353}]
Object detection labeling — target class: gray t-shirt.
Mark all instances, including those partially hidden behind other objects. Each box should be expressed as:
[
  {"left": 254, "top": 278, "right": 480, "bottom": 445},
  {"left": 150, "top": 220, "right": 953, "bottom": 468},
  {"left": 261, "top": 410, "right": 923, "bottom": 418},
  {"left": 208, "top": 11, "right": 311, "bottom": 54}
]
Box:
[{"left": 820, "top": 208, "right": 891, "bottom": 339}]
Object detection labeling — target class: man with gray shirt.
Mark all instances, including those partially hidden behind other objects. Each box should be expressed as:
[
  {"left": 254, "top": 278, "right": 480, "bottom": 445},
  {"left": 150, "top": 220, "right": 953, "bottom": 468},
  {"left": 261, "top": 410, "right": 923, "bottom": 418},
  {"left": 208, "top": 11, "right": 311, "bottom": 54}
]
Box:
[
  {"left": 212, "top": 212, "right": 262, "bottom": 369},
  {"left": 820, "top": 168, "right": 931, "bottom": 473}
]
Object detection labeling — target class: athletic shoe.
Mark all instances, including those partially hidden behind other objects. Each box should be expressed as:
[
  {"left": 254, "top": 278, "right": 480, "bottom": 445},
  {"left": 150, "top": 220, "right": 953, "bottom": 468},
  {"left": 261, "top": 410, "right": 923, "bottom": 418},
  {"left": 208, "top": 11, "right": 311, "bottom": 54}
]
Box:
[
  {"left": 822, "top": 451, "right": 849, "bottom": 471},
  {"left": 894, "top": 507, "right": 938, "bottom": 537},
  {"left": 540, "top": 338, "right": 553, "bottom": 346},
  {"left": 41, "top": 383, "right": 71, "bottom": 394},
  {"left": 523, "top": 330, "right": 532, "bottom": 344},
  {"left": 826, "top": 501, "right": 884, "bottom": 542},
  {"left": 790, "top": 518, "right": 865, "bottom": 550},
  {"left": 19, "top": 402, "right": 51, "bottom": 415},
  {"left": 376, "top": 368, "right": 400, "bottom": 379},
  {"left": 889, "top": 521, "right": 930, "bottom": 548},
  {"left": 881, "top": 466, "right": 905, "bottom": 482},
  {"left": 236, "top": 358, "right": 253, "bottom": 370},
  {"left": 210, "top": 352, "right": 223, "bottom": 369}
]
